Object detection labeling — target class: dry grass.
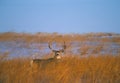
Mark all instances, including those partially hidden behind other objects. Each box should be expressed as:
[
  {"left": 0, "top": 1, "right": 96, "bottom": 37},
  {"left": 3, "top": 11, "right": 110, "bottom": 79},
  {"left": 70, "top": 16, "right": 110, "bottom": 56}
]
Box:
[
  {"left": 0, "top": 32, "right": 120, "bottom": 83},
  {"left": 0, "top": 55, "right": 120, "bottom": 83},
  {"left": 0, "top": 32, "right": 120, "bottom": 43}
]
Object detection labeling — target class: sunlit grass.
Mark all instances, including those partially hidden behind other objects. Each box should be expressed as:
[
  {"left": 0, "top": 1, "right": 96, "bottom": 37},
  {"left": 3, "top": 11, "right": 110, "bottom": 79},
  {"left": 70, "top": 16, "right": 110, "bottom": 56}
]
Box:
[
  {"left": 0, "top": 32, "right": 120, "bottom": 43},
  {"left": 0, "top": 55, "right": 119, "bottom": 83},
  {"left": 0, "top": 32, "right": 120, "bottom": 83}
]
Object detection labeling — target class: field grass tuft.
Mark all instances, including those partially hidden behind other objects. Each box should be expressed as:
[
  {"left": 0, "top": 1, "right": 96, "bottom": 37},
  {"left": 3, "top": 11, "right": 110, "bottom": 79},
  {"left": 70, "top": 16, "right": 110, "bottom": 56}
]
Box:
[{"left": 0, "top": 55, "right": 120, "bottom": 83}]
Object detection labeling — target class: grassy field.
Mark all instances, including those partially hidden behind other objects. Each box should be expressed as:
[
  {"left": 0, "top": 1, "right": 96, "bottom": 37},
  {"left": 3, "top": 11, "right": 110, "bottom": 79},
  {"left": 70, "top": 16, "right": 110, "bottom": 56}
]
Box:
[
  {"left": 0, "top": 55, "right": 120, "bottom": 83},
  {"left": 0, "top": 32, "right": 120, "bottom": 83}
]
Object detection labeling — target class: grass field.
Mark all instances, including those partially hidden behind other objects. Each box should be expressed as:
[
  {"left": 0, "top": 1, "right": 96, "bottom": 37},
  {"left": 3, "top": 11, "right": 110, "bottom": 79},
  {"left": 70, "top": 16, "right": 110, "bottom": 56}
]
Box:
[
  {"left": 0, "top": 55, "right": 120, "bottom": 83},
  {"left": 0, "top": 32, "right": 120, "bottom": 83}
]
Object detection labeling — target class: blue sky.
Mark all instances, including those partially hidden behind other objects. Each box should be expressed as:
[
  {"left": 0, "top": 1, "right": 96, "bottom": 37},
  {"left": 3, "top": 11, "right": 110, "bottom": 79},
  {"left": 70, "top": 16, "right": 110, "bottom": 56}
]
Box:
[{"left": 0, "top": 0, "right": 120, "bottom": 34}]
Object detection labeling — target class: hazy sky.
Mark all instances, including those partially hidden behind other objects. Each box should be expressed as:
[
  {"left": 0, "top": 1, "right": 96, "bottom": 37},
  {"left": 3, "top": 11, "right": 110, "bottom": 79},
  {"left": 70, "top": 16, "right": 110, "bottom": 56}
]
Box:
[{"left": 0, "top": 0, "right": 120, "bottom": 33}]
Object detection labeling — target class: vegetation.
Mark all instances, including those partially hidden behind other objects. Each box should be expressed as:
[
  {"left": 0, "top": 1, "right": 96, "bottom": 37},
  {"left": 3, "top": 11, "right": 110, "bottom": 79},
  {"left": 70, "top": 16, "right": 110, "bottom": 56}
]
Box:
[
  {"left": 0, "top": 32, "right": 120, "bottom": 83},
  {"left": 0, "top": 32, "right": 120, "bottom": 43},
  {"left": 0, "top": 54, "right": 119, "bottom": 83}
]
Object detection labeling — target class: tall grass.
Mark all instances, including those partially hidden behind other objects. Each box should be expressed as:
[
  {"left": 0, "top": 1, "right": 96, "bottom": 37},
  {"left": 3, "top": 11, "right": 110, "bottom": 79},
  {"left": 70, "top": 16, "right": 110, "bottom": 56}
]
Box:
[
  {"left": 0, "top": 32, "right": 120, "bottom": 43},
  {"left": 0, "top": 55, "right": 119, "bottom": 83},
  {"left": 0, "top": 32, "right": 120, "bottom": 83}
]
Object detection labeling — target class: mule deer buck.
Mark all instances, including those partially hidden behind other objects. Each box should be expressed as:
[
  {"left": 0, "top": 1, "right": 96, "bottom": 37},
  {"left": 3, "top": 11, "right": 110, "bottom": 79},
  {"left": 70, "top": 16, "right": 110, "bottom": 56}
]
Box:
[{"left": 30, "top": 42, "right": 66, "bottom": 67}]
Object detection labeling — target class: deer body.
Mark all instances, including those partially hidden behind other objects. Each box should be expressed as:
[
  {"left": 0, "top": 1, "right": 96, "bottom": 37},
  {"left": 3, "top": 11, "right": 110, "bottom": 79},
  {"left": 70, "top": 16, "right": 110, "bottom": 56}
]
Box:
[
  {"left": 30, "top": 42, "right": 66, "bottom": 67},
  {"left": 31, "top": 55, "right": 61, "bottom": 66}
]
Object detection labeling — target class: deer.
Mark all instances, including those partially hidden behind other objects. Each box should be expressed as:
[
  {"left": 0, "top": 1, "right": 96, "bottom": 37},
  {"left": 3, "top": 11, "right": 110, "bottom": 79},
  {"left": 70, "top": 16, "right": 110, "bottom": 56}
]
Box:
[{"left": 30, "top": 41, "right": 66, "bottom": 67}]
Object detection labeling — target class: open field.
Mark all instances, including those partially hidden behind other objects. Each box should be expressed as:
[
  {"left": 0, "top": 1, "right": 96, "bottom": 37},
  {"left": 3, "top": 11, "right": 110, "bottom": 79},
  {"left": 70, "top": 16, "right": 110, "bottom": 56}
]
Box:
[
  {"left": 0, "top": 55, "right": 120, "bottom": 83},
  {"left": 0, "top": 32, "right": 120, "bottom": 83}
]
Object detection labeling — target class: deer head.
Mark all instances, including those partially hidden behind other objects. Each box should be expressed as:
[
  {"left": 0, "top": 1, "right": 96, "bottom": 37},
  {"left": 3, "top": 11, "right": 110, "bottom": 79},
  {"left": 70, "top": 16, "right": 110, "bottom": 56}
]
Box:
[{"left": 48, "top": 41, "right": 66, "bottom": 59}]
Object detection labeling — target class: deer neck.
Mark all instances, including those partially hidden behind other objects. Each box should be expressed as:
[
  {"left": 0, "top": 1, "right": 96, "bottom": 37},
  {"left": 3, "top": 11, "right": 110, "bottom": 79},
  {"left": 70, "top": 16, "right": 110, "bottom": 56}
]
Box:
[{"left": 55, "top": 55, "right": 61, "bottom": 59}]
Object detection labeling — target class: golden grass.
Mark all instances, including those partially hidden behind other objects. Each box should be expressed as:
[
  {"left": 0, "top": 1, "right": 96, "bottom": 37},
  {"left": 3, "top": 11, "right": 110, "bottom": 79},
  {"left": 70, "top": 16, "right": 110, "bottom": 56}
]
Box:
[
  {"left": 0, "top": 32, "right": 120, "bottom": 43},
  {"left": 0, "top": 55, "right": 120, "bottom": 83},
  {"left": 0, "top": 32, "right": 120, "bottom": 83}
]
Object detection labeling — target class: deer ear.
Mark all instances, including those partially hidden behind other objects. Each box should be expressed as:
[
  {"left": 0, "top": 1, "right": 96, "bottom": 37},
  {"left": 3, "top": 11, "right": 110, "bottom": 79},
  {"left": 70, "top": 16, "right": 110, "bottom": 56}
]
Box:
[
  {"left": 52, "top": 50, "right": 56, "bottom": 52},
  {"left": 60, "top": 49, "right": 64, "bottom": 53}
]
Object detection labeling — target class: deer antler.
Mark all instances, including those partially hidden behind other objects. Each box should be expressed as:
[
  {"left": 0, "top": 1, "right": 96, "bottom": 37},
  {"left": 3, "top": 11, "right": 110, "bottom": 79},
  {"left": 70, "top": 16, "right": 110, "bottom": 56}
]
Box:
[
  {"left": 48, "top": 42, "right": 52, "bottom": 50},
  {"left": 48, "top": 41, "right": 56, "bottom": 52},
  {"left": 63, "top": 41, "right": 66, "bottom": 50},
  {"left": 59, "top": 41, "right": 66, "bottom": 52},
  {"left": 48, "top": 41, "right": 66, "bottom": 52}
]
